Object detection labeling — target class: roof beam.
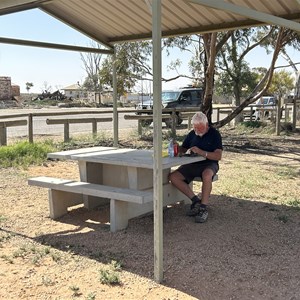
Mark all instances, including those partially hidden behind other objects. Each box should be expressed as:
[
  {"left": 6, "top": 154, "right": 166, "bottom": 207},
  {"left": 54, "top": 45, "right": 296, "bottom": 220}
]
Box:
[
  {"left": 0, "top": 36, "right": 114, "bottom": 54},
  {"left": 0, "top": 0, "right": 53, "bottom": 15},
  {"left": 108, "top": 12, "right": 300, "bottom": 43},
  {"left": 188, "top": 0, "right": 300, "bottom": 32}
]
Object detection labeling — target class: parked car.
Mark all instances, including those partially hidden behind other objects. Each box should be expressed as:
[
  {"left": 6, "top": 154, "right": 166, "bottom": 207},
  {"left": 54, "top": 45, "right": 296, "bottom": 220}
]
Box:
[
  {"left": 248, "top": 96, "right": 277, "bottom": 120},
  {"left": 136, "top": 87, "right": 203, "bottom": 126}
]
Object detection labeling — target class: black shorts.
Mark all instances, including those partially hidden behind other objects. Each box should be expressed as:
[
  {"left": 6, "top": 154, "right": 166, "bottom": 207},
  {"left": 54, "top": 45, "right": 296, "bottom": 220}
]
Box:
[{"left": 176, "top": 161, "right": 219, "bottom": 184}]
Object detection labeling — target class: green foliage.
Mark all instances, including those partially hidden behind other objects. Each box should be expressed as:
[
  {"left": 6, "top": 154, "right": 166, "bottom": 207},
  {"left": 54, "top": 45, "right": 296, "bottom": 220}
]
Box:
[
  {"left": 277, "top": 214, "right": 289, "bottom": 223},
  {"left": 99, "top": 41, "right": 152, "bottom": 97},
  {"left": 69, "top": 285, "right": 81, "bottom": 297},
  {"left": 268, "top": 70, "right": 295, "bottom": 97},
  {"left": 276, "top": 166, "right": 299, "bottom": 179},
  {"left": 215, "top": 64, "right": 259, "bottom": 98},
  {"left": 25, "top": 82, "right": 34, "bottom": 93},
  {"left": 86, "top": 293, "right": 96, "bottom": 300},
  {"left": 99, "top": 269, "right": 120, "bottom": 285},
  {"left": 286, "top": 199, "right": 300, "bottom": 210},
  {"left": 215, "top": 29, "right": 269, "bottom": 101},
  {"left": 240, "top": 121, "right": 262, "bottom": 128},
  {"left": 99, "top": 260, "right": 122, "bottom": 285},
  {"left": 0, "top": 141, "right": 56, "bottom": 168},
  {"left": 0, "top": 215, "right": 7, "bottom": 223},
  {"left": 31, "top": 98, "right": 59, "bottom": 106}
]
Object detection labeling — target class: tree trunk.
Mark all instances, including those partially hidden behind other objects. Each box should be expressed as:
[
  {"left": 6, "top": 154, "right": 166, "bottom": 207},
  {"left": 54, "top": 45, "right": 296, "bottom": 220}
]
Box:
[{"left": 202, "top": 33, "right": 217, "bottom": 124}]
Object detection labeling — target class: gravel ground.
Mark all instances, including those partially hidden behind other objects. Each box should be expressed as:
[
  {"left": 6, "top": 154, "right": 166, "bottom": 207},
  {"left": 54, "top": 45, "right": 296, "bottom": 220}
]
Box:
[{"left": 0, "top": 129, "right": 300, "bottom": 300}]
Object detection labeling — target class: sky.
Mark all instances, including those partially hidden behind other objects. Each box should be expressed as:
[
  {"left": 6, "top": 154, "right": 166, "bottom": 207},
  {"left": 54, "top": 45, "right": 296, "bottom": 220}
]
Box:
[{"left": 0, "top": 8, "right": 300, "bottom": 94}]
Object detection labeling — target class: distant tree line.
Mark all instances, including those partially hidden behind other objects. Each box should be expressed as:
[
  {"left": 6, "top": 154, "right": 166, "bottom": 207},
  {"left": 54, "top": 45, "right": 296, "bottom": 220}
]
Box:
[{"left": 80, "top": 25, "right": 299, "bottom": 127}]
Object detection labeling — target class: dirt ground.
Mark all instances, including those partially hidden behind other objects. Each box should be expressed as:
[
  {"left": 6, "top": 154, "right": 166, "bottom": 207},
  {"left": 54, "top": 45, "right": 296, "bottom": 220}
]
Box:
[{"left": 0, "top": 129, "right": 300, "bottom": 300}]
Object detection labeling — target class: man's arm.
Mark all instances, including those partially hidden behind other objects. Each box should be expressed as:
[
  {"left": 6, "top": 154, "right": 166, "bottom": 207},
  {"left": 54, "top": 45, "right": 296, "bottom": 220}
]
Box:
[
  {"left": 189, "top": 147, "right": 222, "bottom": 161},
  {"left": 178, "top": 145, "right": 188, "bottom": 156}
]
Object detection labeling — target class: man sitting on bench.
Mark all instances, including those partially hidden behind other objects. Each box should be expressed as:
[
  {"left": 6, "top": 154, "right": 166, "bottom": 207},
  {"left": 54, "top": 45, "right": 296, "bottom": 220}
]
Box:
[{"left": 169, "top": 112, "right": 223, "bottom": 223}]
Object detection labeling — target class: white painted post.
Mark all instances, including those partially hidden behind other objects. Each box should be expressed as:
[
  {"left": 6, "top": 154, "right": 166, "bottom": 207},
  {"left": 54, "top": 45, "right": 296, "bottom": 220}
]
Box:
[
  {"left": 113, "top": 49, "right": 118, "bottom": 147},
  {"left": 152, "top": 0, "right": 163, "bottom": 283}
]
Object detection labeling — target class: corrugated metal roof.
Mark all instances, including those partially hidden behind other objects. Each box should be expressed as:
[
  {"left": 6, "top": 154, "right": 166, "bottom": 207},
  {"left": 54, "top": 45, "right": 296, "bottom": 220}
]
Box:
[{"left": 1, "top": 0, "right": 300, "bottom": 49}]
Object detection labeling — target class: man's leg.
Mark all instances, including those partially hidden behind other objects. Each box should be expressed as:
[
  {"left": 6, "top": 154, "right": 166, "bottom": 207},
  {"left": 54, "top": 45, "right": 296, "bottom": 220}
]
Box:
[
  {"left": 169, "top": 170, "right": 201, "bottom": 216},
  {"left": 169, "top": 170, "right": 195, "bottom": 199},
  {"left": 195, "top": 168, "right": 214, "bottom": 223},
  {"left": 200, "top": 168, "right": 214, "bottom": 205}
]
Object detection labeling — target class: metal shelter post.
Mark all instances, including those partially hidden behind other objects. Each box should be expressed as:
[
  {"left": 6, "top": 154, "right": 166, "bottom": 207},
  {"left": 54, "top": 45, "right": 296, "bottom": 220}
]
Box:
[
  {"left": 112, "top": 48, "right": 118, "bottom": 147},
  {"left": 152, "top": 0, "right": 163, "bottom": 283}
]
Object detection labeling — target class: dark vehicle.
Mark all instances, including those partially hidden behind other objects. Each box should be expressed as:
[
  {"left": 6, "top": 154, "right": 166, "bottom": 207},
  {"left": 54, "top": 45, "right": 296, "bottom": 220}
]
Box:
[{"left": 136, "top": 87, "right": 203, "bottom": 126}]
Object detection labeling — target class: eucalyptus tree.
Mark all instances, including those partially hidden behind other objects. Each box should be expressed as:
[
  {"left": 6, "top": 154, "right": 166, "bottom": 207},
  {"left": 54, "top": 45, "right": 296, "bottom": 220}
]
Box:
[
  {"left": 99, "top": 41, "right": 152, "bottom": 98},
  {"left": 164, "top": 27, "right": 300, "bottom": 127},
  {"left": 268, "top": 69, "right": 295, "bottom": 99},
  {"left": 218, "top": 26, "right": 300, "bottom": 127},
  {"left": 163, "top": 32, "right": 231, "bottom": 123},
  {"left": 216, "top": 28, "right": 273, "bottom": 105}
]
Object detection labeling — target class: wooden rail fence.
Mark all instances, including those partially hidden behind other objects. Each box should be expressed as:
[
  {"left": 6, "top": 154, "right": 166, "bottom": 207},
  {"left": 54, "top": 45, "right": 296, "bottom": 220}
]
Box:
[
  {"left": 46, "top": 117, "right": 113, "bottom": 142},
  {"left": 0, "top": 119, "right": 27, "bottom": 146},
  {"left": 0, "top": 102, "right": 298, "bottom": 145}
]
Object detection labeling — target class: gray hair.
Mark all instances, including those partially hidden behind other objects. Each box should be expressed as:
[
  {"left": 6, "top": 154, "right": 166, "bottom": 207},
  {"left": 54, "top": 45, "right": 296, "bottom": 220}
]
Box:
[{"left": 192, "top": 112, "right": 208, "bottom": 125}]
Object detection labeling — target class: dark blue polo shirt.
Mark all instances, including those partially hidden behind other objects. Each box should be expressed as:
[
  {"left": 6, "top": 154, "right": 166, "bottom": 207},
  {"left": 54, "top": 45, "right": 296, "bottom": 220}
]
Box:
[{"left": 182, "top": 127, "right": 223, "bottom": 163}]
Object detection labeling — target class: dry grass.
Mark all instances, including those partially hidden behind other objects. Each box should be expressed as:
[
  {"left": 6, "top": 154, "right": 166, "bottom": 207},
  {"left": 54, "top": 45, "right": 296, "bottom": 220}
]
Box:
[{"left": 0, "top": 126, "right": 300, "bottom": 299}]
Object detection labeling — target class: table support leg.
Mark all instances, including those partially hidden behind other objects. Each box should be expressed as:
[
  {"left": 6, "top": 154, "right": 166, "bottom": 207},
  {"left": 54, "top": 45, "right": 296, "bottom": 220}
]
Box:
[
  {"left": 49, "top": 189, "right": 83, "bottom": 219},
  {"left": 110, "top": 199, "right": 129, "bottom": 232},
  {"left": 79, "top": 161, "right": 109, "bottom": 209}
]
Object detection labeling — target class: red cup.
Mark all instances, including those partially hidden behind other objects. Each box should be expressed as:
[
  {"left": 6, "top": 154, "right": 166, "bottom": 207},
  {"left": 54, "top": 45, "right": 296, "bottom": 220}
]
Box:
[{"left": 173, "top": 143, "right": 179, "bottom": 157}]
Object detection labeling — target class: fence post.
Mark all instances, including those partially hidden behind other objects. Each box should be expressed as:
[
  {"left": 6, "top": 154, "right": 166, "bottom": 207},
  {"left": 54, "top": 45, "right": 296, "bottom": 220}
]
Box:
[
  {"left": 138, "top": 120, "right": 142, "bottom": 136},
  {"left": 284, "top": 104, "right": 289, "bottom": 123},
  {"left": 216, "top": 108, "right": 220, "bottom": 122},
  {"left": 275, "top": 100, "right": 281, "bottom": 135},
  {"left": 188, "top": 116, "right": 192, "bottom": 130},
  {"left": 171, "top": 110, "right": 176, "bottom": 137},
  {"left": 64, "top": 121, "right": 70, "bottom": 142},
  {"left": 92, "top": 119, "right": 97, "bottom": 137},
  {"left": 292, "top": 99, "right": 297, "bottom": 132},
  {"left": 250, "top": 107, "right": 254, "bottom": 122},
  {"left": 0, "top": 124, "right": 7, "bottom": 146},
  {"left": 28, "top": 114, "right": 33, "bottom": 143}
]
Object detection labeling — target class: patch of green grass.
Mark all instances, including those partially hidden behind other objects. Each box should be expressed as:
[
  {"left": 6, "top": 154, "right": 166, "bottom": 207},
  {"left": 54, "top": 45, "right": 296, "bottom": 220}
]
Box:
[
  {"left": 0, "top": 141, "right": 57, "bottom": 168},
  {"left": 0, "top": 232, "right": 12, "bottom": 244},
  {"left": 99, "top": 269, "right": 121, "bottom": 285},
  {"left": 286, "top": 199, "right": 300, "bottom": 210},
  {"left": 69, "top": 285, "right": 81, "bottom": 297},
  {"left": 110, "top": 259, "right": 122, "bottom": 271},
  {"left": 86, "top": 293, "right": 96, "bottom": 300},
  {"left": 233, "top": 121, "right": 275, "bottom": 135},
  {"left": 0, "top": 215, "right": 7, "bottom": 223},
  {"left": 41, "top": 276, "right": 55, "bottom": 286},
  {"left": 240, "top": 121, "right": 262, "bottom": 128},
  {"left": 275, "top": 166, "right": 299, "bottom": 179},
  {"left": 277, "top": 214, "right": 289, "bottom": 223},
  {"left": 9, "top": 243, "right": 62, "bottom": 265},
  {"left": 0, "top": 255, "right": 13, "bottom": 264},
  {"left": 50, "top": 252, "right": 62, "bottom": 262},
  {"left": 99, "top": 260, "right": 122, "bottom": 285}
]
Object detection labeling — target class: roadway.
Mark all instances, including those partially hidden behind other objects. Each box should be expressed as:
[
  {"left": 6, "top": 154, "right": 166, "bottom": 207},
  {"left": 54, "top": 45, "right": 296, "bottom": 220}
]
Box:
[{"left": 0, "top": 107, "right": 223, "bottom": 140}]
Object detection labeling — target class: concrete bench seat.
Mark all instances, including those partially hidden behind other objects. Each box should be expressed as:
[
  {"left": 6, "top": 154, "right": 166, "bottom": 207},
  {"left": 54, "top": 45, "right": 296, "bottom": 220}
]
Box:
[
  {"left": 28, "top": 176, "right": 153, "bottom": 232},
  {"left": 28, "top": 174, "right": 218, "bottom": 232}
]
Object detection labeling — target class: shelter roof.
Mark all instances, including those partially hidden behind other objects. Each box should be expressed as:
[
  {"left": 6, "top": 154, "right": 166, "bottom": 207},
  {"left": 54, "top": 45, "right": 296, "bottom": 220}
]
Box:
[{"left": 1, "top": 0, "right": 300, "bottom": 50}]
